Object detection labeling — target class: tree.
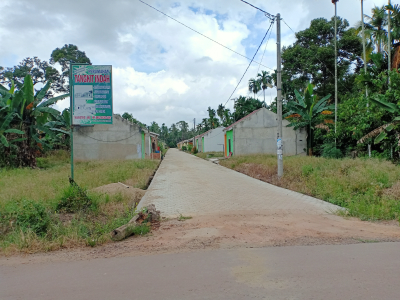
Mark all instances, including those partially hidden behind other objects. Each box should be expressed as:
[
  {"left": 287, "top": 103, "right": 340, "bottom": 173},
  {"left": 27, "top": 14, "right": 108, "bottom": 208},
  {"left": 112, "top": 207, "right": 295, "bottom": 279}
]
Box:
[
  {"left": 207, "top": 107, "right": 219, "bottom": 129},
  {"left": 0, "top": 57, "right": 62, "bottom": 99},
  {"left": 257, "top": 70, "right": 273, "bottom": 107},
  {"left": 282, "top": 17, "right": 363, "bottom": 100},
  {"left": 248, "top": 78, "right": 261, "bottom": 99},
  {"left": 233, "top": 96, "right": 263, "bottom": 121},
  {"left": 50, "top": 44, "right": 91, "bottom": 92},
  {"left": 356, "top": 5, "right": 388, "bottom": 54},
  {"left": 284, "top": 83, "right": 333, "bottom": 156},
  {"left": 0, "top": 75, "right": 69, "bottom": 167}
]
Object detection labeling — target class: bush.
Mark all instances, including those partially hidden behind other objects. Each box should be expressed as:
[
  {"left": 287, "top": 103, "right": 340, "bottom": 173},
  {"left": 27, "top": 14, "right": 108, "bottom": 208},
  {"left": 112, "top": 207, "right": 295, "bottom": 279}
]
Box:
[
  {"left": 192, "top": 146, "right": 198, "bottom": 154},
  {"left": 56, "top": 183, "right": 93, "bottom": 213},
  {"left": 187, "top": 144, "right": 193, "bottom": 152},
  {"left": 321, "top": 143, "right": 343, "bottom": 159},
  {"left": 2, "top": 200, "right": 51, "bottom": 236},
  {"left": 181, "top": 146, "right": 187, "bottom": 151}
]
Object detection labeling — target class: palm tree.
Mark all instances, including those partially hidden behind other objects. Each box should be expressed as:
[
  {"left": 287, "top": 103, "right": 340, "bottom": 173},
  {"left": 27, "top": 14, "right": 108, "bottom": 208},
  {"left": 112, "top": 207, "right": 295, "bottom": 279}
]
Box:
[
  {"left": 248, "top": 78, "right": 261, "bottom": 99},
  {"left": 284, "top": 83, "right": 333, "bottom": 156},
  {"left": 356, "top": 5, "right": 388, "bottom": 54},
  {"left": 256, "top": 71, "right": 273, "bottom": 107},
  {"left": 217, "top": 104, "right": 225, "bottom": 123}
]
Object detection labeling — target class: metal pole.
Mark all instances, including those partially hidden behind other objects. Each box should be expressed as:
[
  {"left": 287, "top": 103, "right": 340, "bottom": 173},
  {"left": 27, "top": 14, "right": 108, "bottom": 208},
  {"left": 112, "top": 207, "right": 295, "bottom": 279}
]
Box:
[
  {"left": 334, "top": 2, "right": 338, "bottom": 144},
  {"left": 361, "top": 0, "right": 368, "bottom": 101},
  {"left": 361, "top": 0, "right": 371, "bottom": 157},
  {"left": 388, "top": 0, "right": 391, "bottom": 82},
  {"left": 69, "top": 61, "right": 74, "bottom": 180},
  {"left": 277, "top": 13, "right": 283, "bottom": 178}
]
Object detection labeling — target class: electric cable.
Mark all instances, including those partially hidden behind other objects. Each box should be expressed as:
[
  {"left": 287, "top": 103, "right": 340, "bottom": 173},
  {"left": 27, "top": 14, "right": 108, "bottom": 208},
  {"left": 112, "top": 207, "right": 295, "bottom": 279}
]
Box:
[
  {"left": 223, "top": 20, "right": 275, "bottom": 107},
  {"left": 239, "top": 0, "right": 275, "bottom": 20},
  {"left": 138, "top": 0, "right": 274, "bottom": 70},
  {"left": 256, "top": 21, "right": 274, "bottom": 76}
]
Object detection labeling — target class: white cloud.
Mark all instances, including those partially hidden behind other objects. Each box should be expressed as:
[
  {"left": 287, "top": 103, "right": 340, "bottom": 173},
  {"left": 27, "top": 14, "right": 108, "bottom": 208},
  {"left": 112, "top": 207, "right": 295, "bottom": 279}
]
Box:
[{"left": 0, "top": 0, "right": 389, "bottom": 126}]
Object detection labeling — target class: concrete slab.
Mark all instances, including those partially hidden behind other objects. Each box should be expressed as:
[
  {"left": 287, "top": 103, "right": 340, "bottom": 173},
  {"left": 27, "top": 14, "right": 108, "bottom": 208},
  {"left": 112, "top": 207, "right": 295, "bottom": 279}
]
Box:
[{"left": 138, "top": 149, "right": 340, "bottom": 218}]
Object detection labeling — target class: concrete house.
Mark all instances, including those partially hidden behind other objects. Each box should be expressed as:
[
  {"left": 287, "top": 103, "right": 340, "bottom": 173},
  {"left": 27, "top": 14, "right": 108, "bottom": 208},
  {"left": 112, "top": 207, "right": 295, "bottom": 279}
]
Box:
[
  {"left": 198, "top": 127, "right": 225, "bottom": 153},
  {"left": 73, "top": 114, "right": 159, "bottom": 161},
  {"left": 223, "top": 107, "right": 307, "bottom": 157}
]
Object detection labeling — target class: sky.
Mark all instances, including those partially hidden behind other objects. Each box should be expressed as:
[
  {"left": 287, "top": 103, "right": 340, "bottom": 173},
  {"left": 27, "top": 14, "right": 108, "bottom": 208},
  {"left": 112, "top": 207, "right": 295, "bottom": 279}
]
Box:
[{"left": 0, "top": 0, "right": 389, "bottom": 127}]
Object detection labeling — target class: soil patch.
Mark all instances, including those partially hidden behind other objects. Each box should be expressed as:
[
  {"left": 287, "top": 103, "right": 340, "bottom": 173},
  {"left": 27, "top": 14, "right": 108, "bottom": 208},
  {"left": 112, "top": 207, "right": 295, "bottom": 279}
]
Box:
[
  {"left": 92, "top": 183, "right": 145, "bottom": 207},
  {"left": 3, "top": 210, "right": 399, "bottom": 265}
]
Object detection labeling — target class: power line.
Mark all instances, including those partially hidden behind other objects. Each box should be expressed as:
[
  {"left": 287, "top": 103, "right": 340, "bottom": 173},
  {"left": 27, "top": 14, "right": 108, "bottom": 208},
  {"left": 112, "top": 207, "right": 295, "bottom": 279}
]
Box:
[
  {"left": 138, "top": 0, "right": 274, "bottom": 71},
  {"left": 239, "top": 0, "right": 275, "bottom": 20},
  {"left": 257, "top": 21, "right": 274, "bottom": 76},
  {"left": 224, "top": 20, "right": 275, "bottom": 107}
]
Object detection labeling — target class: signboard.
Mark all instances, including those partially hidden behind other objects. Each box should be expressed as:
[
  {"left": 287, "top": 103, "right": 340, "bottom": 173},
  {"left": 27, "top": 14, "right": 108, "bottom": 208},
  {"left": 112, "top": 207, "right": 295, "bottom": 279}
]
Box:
[{"left": 71, "top": 65, "right": 112, "bottom": 125}]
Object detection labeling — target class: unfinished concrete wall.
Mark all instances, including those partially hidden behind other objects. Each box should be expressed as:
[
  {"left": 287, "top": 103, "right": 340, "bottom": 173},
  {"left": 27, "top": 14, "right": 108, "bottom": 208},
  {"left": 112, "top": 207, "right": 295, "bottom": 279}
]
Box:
[
  {"left": 203, "top": 127, "right": 224, "bottom": 152},
  {"left": 73, "top": 114, "right": 143, "bottom": 161},
  {"left": 233, "top": 108, "right": 307, "bottom": 156}
]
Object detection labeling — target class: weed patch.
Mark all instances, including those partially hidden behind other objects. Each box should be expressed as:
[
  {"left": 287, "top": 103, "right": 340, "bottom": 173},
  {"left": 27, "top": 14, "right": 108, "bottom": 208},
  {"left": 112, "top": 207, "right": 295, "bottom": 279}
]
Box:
[
  {"left": 0, "top": 151, "right": 159, "bottom": 254},
  {"left": 178, "top": 214, "right": 192, "bottom": 221},
  {"left": 221, "top": 154, "right": 400, "bottom": 221}
]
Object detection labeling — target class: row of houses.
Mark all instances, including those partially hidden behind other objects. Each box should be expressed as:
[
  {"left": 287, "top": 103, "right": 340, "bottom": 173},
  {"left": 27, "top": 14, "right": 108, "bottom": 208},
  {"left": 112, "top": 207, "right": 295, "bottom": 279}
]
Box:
[
  {"left": 178, "top": 107, "right": 307, "bottom": 157},
  {"left": 73, "top": 114, "right": 161, "bottom": 161}
]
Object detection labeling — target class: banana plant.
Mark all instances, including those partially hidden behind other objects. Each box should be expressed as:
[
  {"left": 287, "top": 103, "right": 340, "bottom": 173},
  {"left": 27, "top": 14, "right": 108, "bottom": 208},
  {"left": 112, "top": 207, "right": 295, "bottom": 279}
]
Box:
[
  {"left": 0, "top": 75, "right": 69, "bottom": 165},
  {"left": 358, "top": 94, "right": 400, "bottom": 144},
  {"left": 284, "top": 83, "right": 333, "bottom": 155}
]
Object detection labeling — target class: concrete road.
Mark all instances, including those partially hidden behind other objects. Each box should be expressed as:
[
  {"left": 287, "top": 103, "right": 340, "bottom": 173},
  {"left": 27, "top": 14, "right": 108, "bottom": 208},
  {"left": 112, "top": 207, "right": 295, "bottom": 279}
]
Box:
[
  {"left": 138, "top": 149, "right": 340, "bottom": 217},
  {"left": 2, "top": 242, "right": 400, "bottom": 300}
]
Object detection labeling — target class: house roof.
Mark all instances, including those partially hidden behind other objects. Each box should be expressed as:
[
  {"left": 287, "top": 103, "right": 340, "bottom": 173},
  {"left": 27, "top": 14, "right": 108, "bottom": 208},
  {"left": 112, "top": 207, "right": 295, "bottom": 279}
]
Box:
[{"left": 223, "top": 108, "right": 263, "bottom": 131}]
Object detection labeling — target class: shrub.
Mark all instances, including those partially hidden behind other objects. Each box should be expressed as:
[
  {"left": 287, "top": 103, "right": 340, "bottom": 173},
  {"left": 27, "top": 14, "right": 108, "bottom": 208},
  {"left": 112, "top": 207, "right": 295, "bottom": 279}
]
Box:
[
  {"left": 187, "top": 144, "right": 193, "bottom": 152},
  {"left": 181, "top": 146, "right": 187, "bottom": 151},
  {"left": 2, "top": 200, "right": 51, "bottom": 236},
  {"left": 192, "top": 146, "right": 198, "bottom": 154},
  {"left": 56, "top": 183, "right": 93, "bottom": 213},
  {"left": 321, "top": 143, "right": 343, "bottom": 159}
]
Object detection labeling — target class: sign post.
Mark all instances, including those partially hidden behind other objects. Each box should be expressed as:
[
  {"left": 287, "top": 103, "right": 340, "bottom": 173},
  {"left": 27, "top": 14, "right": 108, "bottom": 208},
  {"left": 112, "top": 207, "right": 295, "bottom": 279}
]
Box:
[{"left": 69, "top": 64, "right": 113, "bottom": 179}]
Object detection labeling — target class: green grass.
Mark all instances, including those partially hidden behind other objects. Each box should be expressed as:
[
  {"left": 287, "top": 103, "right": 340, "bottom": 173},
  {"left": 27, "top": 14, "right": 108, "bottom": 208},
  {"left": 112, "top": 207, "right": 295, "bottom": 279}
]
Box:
[
  {"left": 178, "top": 214, "right": 192, "bottom": 221},
  {"left": 195, "top": 152, "right": 224, "bottom": 159},
  {"left": 220, "top": 154, "right": 400, "bottom": 222},
  {"left": 0, "top": 150, "right": 159, "bottom": 255},
  {"left": 0, "top": 150, "right": 158, "bottom": 205}
]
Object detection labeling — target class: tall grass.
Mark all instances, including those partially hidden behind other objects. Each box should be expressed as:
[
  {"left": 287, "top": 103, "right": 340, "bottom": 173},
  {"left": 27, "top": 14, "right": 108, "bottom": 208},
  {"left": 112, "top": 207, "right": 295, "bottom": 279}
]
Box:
[
  {"left": 0, "top": 150, "right": 159, "bottom": 205},
  {"left": 0, "top": 151, "right": 159, "bottom": 254},
  {"left": 220, "top": 154, "right": 400, "bottom": 221}
]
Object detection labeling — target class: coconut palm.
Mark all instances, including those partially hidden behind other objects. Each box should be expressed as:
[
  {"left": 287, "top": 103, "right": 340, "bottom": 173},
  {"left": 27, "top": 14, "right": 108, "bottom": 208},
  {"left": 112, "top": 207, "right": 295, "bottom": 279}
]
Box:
[
  {"left": 284, "top": 83, "right": 333, "bottom": 156},
  {"left": 257, "top": 70, "right": 273, "bottom": 108}
]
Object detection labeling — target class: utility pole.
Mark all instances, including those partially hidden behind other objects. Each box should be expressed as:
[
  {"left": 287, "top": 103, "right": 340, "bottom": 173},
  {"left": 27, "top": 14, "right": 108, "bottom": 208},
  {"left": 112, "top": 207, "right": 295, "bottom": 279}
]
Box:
[
  {"left": 276, "top": 13, "right": 283, "bottom": 178},
  {"left": 193, "top": 118, "right": 196, "bottom": 147},
  {"left": 333, "top": 0, "right": 338, "bottom": 145},
  {"left": 388, "top": 0, "right": 391, "bottom": 83},
  {"left": 361, "top": 0, "right": 371, "bottom": 157}
]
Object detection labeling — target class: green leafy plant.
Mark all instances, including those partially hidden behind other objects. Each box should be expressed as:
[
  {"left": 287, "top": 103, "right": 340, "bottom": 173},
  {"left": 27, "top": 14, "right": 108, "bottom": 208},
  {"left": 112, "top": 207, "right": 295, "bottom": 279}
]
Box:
[
  {"left": 321, "top": 143, "right": 343, "bottom": 159},
  {"left": 284, "top": 83, "right": 333, "bottom": 155},
  {"left": 5, "top": 200, "right": 51, "bottom": 236},
  {"left": 56, "top": 180, "right": 93, "bottom": 213}
]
